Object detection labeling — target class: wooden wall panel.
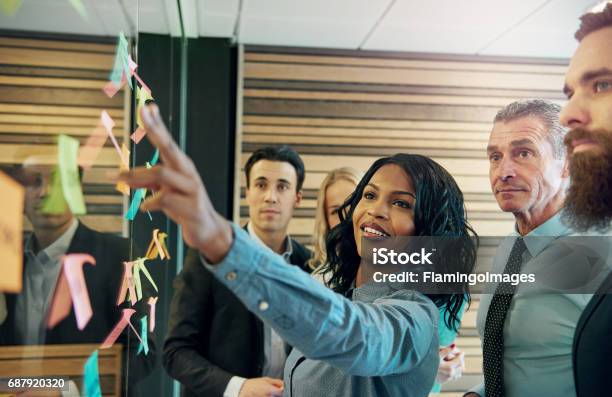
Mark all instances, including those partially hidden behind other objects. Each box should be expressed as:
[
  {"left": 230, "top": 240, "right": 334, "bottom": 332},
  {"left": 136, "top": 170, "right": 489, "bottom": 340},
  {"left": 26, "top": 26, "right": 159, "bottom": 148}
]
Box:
[
  {"left": 0, "top": 35, "right": 128, "bottom": 235},
  {"left": 238, "top": 46, "right": 569, "bottom": 395}
]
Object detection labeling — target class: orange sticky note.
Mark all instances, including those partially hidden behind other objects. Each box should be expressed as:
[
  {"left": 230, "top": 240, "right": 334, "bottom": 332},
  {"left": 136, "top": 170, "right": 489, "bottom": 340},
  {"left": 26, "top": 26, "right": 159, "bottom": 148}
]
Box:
[
  {"left": 47, "top": 271, "right": 71, "bottom": 329},
  {"left": 117, "top": 261, "right": 137, "bottom": 306},
  {"left": 145, "top": 229, "right": 170, "bottom": 260},
  {"left": 78, "top": 123, "right": 107, "bottom": 170},
  {"left": 130, "top": 127, "right": 146, "bottom": 144},
  {"left": 115, "top": 143, "right": 130, "bottom": 195},
  {"left": 0, "top": 170, "right": 24, "bottom": 293}
]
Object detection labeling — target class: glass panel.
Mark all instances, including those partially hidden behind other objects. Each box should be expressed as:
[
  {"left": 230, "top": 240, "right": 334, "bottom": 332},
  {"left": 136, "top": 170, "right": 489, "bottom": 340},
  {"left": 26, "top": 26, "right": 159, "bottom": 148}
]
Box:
[{"left": 0, "top": 1, "right": 185, "bottom": 395}]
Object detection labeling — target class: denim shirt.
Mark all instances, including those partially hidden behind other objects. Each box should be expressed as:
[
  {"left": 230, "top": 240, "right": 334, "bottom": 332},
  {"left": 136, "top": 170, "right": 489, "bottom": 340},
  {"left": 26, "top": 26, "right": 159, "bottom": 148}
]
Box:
[{"left": 204, "top": 224, "right": 440, "bottom": 397}]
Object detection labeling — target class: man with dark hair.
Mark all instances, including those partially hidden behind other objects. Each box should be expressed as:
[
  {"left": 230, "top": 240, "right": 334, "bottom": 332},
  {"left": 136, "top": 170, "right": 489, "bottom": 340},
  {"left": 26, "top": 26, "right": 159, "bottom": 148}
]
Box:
[
  {"left": 560, "top": 3, "right": 612, "bottom": 396},
  {"left": 164, "top": 145, "right": 311, "bottom": 397}
]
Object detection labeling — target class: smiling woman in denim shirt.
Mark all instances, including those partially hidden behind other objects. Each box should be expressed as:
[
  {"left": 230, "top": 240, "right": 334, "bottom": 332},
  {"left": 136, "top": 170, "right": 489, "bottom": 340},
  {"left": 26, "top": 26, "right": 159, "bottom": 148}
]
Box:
[{"left": 120, "top": 105, "right": 477, "bottom": 397}]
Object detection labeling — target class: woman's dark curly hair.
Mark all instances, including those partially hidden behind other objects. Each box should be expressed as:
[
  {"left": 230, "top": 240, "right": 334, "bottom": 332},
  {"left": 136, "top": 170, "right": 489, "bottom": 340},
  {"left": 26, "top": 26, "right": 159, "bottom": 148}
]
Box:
[{"left": 321, "top": 154, "right": 478, "bottom": 332}]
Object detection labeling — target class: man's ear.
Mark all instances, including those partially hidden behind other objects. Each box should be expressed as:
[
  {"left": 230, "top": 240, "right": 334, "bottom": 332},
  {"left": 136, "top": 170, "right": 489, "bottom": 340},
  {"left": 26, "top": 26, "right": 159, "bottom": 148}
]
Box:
[{"left": 295, "top": 190, "right": 303, "bottom": 207}]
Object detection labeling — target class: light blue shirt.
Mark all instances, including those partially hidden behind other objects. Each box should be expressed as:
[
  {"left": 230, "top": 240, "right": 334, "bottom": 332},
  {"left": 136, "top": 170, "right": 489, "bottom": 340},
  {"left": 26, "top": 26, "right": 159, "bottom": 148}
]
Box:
[
  {"left": 204, "top": 223, "right": 440, "bottom": 396},
  {"left": 470, "top": 213, "right": 596, "bottom": 397}
]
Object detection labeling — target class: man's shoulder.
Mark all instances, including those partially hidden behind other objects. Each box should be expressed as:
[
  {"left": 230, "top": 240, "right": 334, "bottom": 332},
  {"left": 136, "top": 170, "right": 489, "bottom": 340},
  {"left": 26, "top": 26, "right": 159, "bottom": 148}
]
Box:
[
  {"left": 289, "top": 239, "right": 313, "bottom": 270},
  {"left": 71, "top": 222, "right": 130, "bottom": 257}
]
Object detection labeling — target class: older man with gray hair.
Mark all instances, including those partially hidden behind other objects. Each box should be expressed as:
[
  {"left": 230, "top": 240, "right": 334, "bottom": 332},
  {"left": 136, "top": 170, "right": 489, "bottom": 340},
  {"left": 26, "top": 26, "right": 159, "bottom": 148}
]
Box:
[{"left": 465, "top": 99, "right": 592, "bottom": 397}]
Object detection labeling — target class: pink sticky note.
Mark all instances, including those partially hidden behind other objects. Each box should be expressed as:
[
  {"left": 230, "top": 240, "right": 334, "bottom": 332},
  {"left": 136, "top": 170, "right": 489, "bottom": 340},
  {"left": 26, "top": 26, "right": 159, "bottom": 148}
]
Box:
[
  {"left": 47, "top": 272, "right": 72, "bottom": 329},
  {"left": 130, "top": 127, "right": 147, "bottom": 144},
  {"left": 78, "top": 124, "right": 107, "bottom": 169},
  {"left": 63, "top": 254, "right": 96, "bottom": 330},
  {"left": 101, "top": 111, "right": 128, "bottom": 167},
  {"left": 127, "top": 54, "right": 152, "bottom": 94},
  {"left": 117, "top": 261, "right": 137, "bottom": 306},
  {"left": 147, "top": 296, "right": 158, "bottom": 332},
  {"left": 100, "top": 308, "right": 143, "bottom": 349}
]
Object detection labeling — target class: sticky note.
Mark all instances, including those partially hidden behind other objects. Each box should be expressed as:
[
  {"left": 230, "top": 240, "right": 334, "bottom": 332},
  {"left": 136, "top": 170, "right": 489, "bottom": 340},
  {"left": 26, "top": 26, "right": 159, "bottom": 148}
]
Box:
[
  {"left": 78, "top": 124, "right": 107, "bottom": 170},
  {"left": 68, "top": 0, "right": 87, "bottom": 20},
  {"left": 100, "top": 308, "right": 143, "bottom": 349},
  {"left": 0, "top": 0, "right": 23, "bottom": 17},
  {"left": 47, "top": 271, "right": 72, "bottom": 329},
  {"left": 145, "top": 229, "right": 171, "bottom": 260},
  {"left": 137, "top": 316, "right": 149, "bottom": 355},
  {"left": 130, "top": 127, "right": 146, "bottom": 144},
  {"left": 129, "top": 55, "right": 152, "bottom": 95},
  {"left": 57, "top": 135, "right": 87, "bottom": 215},
  {"left": 83, "top": 350, "right": 102, "bottom": 397},
  {"left": 100, "top": 111, "right": 128, "bottom": 167},
  {"left": 62, "top": 254, "right": 95, "bottom": 330},
  {"left": 40, "top": 166, "right": 68, "bottom": 214},
  {"left": 108, "top": 31, "right": 131, "bottom": 89},
  {"left": 125, "top": 188, "right": 146, "bottom": 221},
  {"left": 0, "top": 170, "right": 24, "bottom": 293},
  {"left": 115, "top": 143, "right": 130, "bottom": 195},
  {"left": 102, "top": 77, "right": 125, "bottom": 98},
  {"left": 117, "top": 261, "right": 137, "bottom": 306},
  {"left": 136, "top": 85, "right": 154, "bottom": 129},
  {"left": 150, "top": 149, "right": 159, "bottom": 166},
  {"left": 147, "top": 296, "right": 158, "bottom": 332},
  {"left": 132, "top": 258, "right": 158, "bottom": 302}
]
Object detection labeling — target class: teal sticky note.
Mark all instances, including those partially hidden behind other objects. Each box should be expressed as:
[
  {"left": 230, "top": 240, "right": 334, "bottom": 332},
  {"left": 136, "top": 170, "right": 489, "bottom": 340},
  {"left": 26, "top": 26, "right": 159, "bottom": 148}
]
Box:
[
  {"left": 109, "top": 31, "right": 131, "bottom": 89},
  {"left": 150, "top": 149, "right": 159, "bottom": 166},
  {"left": 137, "top": 316, "right": 149, "bottom": 355},
  {"left": 83, "top": 349, "right": 102, "bottom": 397},
  {"left": 125, "top": 188, "right": 145, "bottom": 221}
]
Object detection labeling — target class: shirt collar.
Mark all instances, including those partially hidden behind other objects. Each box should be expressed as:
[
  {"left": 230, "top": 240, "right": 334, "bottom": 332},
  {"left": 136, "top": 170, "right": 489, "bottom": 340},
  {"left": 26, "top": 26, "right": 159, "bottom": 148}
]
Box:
[
  {"left": 25, "top": 219, "right": 79, "bottom": 264},
  {"left": 512, "top": 212, "right": 573, "bottom": 257},
  {"left": 247, "top": 222, "right": 293, "bottom": 262}
]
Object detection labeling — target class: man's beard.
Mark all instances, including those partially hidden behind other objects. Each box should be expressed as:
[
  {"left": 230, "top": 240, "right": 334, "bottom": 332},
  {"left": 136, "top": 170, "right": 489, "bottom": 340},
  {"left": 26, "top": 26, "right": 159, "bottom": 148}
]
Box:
[{"left": 563, "top": 128, "right": 612, "bottom": 232}]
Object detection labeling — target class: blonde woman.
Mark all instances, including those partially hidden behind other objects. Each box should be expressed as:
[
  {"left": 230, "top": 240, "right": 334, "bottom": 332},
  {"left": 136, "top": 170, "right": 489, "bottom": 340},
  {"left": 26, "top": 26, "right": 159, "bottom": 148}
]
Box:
[
  {"left": 308, "top": 167, "right": 363, "bottom": 281},
  {"left": 310, "top": 166, "right": 466, "bottom": 394}
]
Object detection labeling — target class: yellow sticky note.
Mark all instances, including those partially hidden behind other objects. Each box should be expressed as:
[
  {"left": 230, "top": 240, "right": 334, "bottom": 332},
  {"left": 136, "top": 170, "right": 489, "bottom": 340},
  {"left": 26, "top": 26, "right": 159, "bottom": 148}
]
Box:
[
  {"left": 115, "top": 143, "right": 130, "bottom": 195},
  {"left": 136, "top": 86, "right": 154, "bottom": 128},
  {"left": 68, "top": 0, "right": 87, "bottom": 20},
  {"left": 58, "top": 134, "right": 86, "bottom": 215},
  {"left": 0, "top": 0, "right": 23, "bottom": 17},
  {"left": 0, "top": 170, "right": 24, "bottom": 293}
]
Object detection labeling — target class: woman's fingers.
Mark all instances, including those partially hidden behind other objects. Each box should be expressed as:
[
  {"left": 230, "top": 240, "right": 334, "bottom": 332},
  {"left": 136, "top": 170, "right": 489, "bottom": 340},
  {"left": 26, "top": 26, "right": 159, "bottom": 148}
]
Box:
[{"left": 119, "top": 165, "right": 195, "bottom": 194}]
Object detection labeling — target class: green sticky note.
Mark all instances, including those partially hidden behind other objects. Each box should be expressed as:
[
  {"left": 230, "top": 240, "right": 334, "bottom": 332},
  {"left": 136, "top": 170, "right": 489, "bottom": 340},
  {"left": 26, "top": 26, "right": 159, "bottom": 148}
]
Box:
[
  {"left": 58, "top": 134, "right": 87, "bottom": 215},
  {"left": 68, "top": 0, "right": 87, "bottom": 20},
  {"left": 0, "top": 0, "right": 23, "bottom": 17},
  {"left": 40, "top": 167, "right": 67, "bottom": 214}
]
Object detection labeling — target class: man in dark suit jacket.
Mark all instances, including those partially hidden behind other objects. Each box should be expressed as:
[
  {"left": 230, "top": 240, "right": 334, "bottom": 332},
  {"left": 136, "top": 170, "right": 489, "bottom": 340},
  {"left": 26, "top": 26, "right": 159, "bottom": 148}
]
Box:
[
  {"left": 0, "top": 162, "right": 155, "bottom": 394},
  {"left": 163, "top": 146, "right": 312, "bottom": 397},
  {"left": 559, "top": 4, "right": 612, "bottom": 397}
]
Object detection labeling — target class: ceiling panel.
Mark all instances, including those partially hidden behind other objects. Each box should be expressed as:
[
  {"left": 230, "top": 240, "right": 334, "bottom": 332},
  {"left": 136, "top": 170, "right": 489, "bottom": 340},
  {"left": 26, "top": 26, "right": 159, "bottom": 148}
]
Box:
[
  {"left": 137, "top": 0, "right": 172, "bottom": 35},
  {"left": 0, "top": 0, "right": 107, "bottom": 36},
  {"left": 480, "top": 0, "right": 593, "bottom": 57},
  {"left": 363, "top": 0, "right": 557, "bottom": 54},
  {"left": 238, "top": 0, "right": 393, "bottom": 49},
  {"left": 197, "top": 0, "right": 239, "bottom": 37}
]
